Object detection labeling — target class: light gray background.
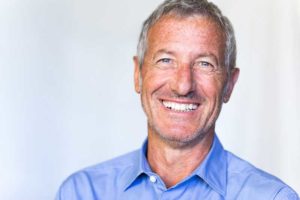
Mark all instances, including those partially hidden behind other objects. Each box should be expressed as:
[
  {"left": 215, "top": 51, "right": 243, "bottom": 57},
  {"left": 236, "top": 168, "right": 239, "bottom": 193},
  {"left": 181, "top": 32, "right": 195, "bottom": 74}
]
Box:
[{"left": 0, "top": 0, "right": 299, "bottom": 199}]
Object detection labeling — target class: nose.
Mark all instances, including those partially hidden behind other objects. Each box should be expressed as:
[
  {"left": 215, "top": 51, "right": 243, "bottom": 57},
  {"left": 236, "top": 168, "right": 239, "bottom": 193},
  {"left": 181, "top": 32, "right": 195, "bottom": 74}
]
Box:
[{"left": 170, "top": 64, "right": 195, "bottom": 96}]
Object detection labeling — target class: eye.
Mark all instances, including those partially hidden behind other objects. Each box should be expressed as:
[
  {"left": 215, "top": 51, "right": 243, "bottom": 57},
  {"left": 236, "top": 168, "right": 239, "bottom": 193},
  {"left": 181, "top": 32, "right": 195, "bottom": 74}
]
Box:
[
  {"left": 199, "top": 61, "right": 213, "bottom": 68},
  {"left": 194, "top": 61, "right": 216, "bottom": 72},
  {"left": 157, "top": 58, "right": 172, "bottom": 64},
  {"left": 155, "top": 57, "right": 176, "bottom": 69}
]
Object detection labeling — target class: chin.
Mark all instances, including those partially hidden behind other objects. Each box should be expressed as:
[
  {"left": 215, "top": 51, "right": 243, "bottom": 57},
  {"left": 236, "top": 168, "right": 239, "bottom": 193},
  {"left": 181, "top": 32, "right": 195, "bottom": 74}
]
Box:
[{"left": 156, "top": 127, "right": 209, "bottom": 149}]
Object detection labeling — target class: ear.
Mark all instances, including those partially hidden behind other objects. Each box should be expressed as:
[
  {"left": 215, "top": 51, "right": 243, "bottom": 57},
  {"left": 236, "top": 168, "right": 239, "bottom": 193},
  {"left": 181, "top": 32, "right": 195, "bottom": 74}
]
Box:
[
  {"left": 133, "top": 56, "right": 141, "bottom": 93},
  {"left": 223, "top": 68, "right": 240, "bottom": 103}
]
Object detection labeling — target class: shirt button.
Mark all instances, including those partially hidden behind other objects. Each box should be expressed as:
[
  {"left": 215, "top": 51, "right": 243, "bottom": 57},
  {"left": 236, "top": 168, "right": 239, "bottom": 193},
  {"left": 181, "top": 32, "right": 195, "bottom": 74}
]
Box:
[{"left": 149, "top": 175, "right": 157, "bottom": 183}]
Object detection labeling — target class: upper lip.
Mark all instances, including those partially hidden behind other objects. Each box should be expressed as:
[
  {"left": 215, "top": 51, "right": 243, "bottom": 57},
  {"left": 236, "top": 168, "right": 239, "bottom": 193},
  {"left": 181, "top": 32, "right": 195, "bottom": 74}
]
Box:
[{"left": 160, "top": 98, "right": 200, "bottom": 105}]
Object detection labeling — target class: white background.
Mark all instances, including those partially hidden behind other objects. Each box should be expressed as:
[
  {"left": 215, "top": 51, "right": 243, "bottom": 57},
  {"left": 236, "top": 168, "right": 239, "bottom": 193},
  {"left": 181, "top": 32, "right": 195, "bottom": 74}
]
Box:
[{"left": 0, "top": 0, "right": 299, "bottom": 199}]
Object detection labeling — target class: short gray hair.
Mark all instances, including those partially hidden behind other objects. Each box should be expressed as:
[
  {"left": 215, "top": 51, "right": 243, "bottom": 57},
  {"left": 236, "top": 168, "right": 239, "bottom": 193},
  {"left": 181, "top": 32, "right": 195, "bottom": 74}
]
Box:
[{"left": 136, "top": 0, "right": 236, "bottom": 71}]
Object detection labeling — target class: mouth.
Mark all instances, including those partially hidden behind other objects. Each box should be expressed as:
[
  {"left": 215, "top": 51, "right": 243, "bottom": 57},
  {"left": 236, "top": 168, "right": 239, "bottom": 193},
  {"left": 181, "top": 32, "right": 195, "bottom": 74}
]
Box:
[{"left": 162, "top": 100, "right": 199, "bottom": 112}]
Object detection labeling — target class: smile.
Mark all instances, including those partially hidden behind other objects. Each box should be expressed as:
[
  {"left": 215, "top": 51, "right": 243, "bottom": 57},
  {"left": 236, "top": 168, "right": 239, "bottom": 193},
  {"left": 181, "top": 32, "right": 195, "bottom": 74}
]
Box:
[{"left": 162, "top": 100, "right": 199, "bottom": 112}]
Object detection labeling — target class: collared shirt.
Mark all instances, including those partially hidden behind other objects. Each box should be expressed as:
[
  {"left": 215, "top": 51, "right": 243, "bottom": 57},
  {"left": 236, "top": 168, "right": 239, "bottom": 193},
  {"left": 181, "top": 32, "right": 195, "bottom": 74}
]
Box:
[{"left": 56, "top": 135, "right": 299, "bottom": 199}]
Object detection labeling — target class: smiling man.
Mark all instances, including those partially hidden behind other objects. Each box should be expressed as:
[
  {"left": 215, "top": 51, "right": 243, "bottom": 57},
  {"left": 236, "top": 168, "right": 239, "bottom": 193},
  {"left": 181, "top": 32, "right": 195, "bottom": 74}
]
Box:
[{"left": 56, "top": 0, "right": 299, "bottom": 199}]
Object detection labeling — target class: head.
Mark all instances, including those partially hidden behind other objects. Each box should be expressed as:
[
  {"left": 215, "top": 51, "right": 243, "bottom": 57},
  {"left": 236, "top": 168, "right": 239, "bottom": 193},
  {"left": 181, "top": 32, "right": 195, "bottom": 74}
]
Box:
[
  {"left": 134, "top": 0, "right": 239, "bottom": 148},
  {"left": 137, "top": 0, "right": 237, "bottom": 72}
]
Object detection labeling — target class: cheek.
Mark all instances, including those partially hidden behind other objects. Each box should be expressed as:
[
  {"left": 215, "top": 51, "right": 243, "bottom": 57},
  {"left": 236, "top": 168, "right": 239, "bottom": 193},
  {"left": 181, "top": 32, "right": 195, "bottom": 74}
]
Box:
[
  {"left": 196, "top": 75, "right": 226, "bottom": 100},
  {"left": 141, "top": 69, "right": 172, "bottom": 93}
]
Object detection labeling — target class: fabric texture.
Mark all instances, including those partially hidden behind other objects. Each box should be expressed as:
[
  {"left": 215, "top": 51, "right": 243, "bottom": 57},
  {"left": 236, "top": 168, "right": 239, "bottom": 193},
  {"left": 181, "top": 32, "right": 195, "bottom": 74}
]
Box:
[{"left": 56, "top": 135, "right": 299, "bottom": 199}]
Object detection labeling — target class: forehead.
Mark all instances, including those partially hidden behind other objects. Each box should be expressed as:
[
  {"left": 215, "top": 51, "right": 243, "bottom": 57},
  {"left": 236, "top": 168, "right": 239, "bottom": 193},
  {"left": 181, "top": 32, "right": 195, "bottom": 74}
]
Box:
[{"left": 147, "top": 15, "right": 225, "bottom": 58}]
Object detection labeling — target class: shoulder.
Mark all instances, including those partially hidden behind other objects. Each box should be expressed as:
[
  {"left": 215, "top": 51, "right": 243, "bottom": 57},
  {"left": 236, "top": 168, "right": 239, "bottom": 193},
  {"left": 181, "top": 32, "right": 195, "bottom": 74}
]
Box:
[
  {"left": 82, "top": 149, "right": 139, "bottom": 175},
  {"left": 226, "top": 151, "right": 299, "bottom": 199},
  {"left": 72, "top": 149, "right": 139, "bottom": 180},
  {"left": 56, "top": 149, "right": 140, "bottom": 200}
]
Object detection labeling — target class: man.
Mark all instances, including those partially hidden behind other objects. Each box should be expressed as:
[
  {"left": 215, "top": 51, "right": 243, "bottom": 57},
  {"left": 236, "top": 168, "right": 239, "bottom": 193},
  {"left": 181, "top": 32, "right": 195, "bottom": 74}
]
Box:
[{"left": 56, "top": 0, "right": 299, "bottom": 199}]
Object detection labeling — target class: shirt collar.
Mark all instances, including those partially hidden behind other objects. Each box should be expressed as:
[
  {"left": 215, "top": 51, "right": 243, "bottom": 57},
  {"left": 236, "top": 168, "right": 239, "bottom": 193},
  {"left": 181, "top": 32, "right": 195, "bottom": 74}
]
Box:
[
  {"left": 122, "top": 139, "right": 150, "bottom": 191},
  {"left": 194, "top": 135, "right": 227, "bottom": 196},
  {"left": 123, "top": 135, "right": 227, "bottom": 196}
]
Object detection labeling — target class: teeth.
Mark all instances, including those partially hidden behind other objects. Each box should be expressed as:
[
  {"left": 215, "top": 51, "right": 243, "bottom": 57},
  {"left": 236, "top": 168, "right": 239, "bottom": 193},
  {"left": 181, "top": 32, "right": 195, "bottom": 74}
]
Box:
[{"left": 162, "top": 101, "right": 198, "bottom": 112}]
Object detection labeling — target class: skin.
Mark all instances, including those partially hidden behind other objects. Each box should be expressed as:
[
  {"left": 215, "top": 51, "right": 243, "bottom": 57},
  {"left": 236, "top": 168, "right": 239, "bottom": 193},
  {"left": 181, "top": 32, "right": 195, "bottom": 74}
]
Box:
[{"left": 133, "top": 14, "right": 239, "bottom": 188}]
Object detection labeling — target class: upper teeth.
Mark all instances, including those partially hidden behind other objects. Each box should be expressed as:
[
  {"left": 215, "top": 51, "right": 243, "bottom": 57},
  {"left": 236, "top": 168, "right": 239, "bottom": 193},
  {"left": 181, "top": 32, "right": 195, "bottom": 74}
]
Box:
[{"left": 162, "top": 101, "right": 198, "bottom": 112}]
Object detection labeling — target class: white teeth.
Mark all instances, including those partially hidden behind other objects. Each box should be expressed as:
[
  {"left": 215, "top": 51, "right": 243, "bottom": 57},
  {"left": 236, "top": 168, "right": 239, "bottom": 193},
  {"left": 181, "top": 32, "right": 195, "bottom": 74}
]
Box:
[{"left": 162, "top": 101, "right": 198, "bottom": 112}]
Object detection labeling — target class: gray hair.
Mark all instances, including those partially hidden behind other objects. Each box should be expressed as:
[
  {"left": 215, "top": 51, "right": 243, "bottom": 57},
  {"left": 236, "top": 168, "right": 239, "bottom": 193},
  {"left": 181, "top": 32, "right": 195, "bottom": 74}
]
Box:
[{"left": 136, "top": 0, "right": 236, "bottom": 71}]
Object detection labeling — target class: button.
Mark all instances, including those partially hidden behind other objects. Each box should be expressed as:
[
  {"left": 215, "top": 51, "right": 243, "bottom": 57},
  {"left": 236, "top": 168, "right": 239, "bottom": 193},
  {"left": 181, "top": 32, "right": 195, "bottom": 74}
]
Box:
[{"left": 149, "top": 175, "right": 157, "bottom": 183}]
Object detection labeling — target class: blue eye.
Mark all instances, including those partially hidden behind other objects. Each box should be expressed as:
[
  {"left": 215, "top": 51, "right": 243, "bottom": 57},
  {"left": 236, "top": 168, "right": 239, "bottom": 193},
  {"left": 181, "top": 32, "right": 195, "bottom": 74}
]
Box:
[
  {"left": 158, "top": 58, "right": 172, "bottom": 63},
  {"left": 155, "top": 57, "right": 175, "bottom": 69},
  {"left": 194, "top": 61, "right": 218, "bottom": 73},
  {"left": 199, "top": 61, "right": 212, "bottom": 67},
  {"left": 196, "top": 61, "right": 215, "bottom": 69}
]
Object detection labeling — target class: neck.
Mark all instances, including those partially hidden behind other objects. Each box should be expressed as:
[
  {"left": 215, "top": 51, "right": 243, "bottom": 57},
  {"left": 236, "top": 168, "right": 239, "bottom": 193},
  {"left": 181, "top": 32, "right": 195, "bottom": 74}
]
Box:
[{"left": 147, "top": 131, "right": 214, "bottom": 188}]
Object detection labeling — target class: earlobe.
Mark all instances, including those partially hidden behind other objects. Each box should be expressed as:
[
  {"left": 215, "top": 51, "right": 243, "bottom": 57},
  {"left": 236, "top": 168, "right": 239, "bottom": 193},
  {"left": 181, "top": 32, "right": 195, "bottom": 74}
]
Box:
[
  {"left": 133, "top": 56, "right": 141, "bottom": 93},
  {"left": 223, "top": 68, "right": 240, "bottom": 103}
]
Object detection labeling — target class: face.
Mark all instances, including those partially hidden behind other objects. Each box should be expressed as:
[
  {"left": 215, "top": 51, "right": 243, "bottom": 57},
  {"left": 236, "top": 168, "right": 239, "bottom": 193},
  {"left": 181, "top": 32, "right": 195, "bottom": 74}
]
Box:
[{"left": 134, "top": 15, "right": 239, "bottom": 147}]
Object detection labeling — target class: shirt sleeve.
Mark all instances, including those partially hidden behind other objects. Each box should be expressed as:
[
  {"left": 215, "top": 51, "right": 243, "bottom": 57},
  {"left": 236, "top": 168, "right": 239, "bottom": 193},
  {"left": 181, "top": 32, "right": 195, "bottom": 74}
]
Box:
[{"left": 274, "top": 186, "right": 299, "bottom": 200}]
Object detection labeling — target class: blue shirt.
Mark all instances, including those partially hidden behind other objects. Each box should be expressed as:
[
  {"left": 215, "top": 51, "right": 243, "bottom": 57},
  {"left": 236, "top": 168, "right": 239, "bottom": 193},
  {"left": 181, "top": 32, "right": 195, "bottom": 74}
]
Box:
[{"left": 56, "top": 135, "right": 299, "bottom": 199}]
